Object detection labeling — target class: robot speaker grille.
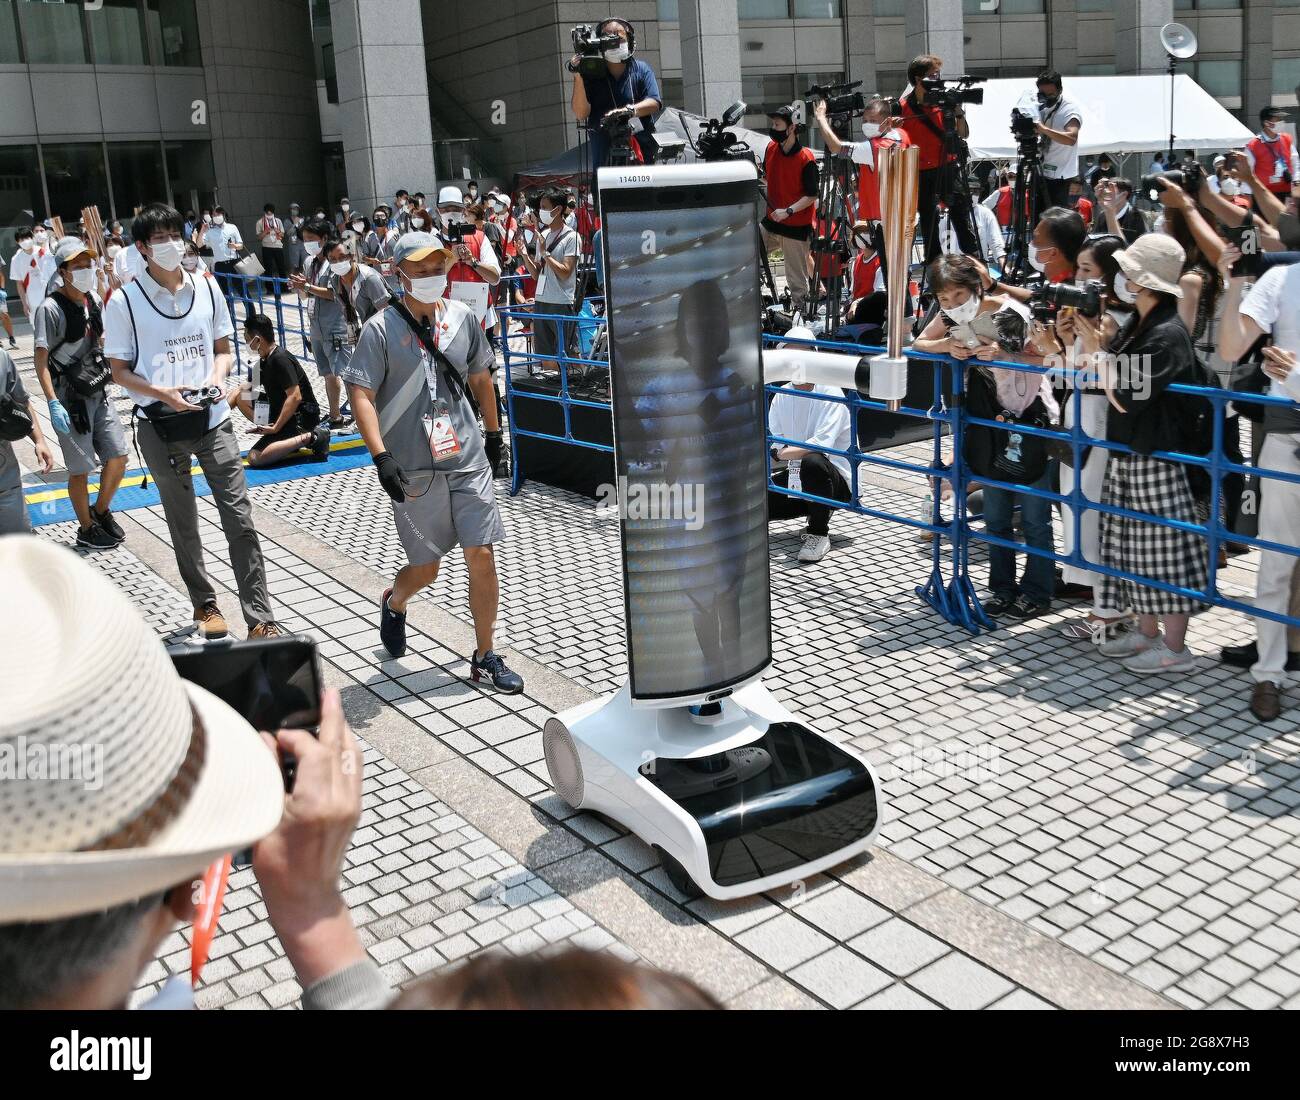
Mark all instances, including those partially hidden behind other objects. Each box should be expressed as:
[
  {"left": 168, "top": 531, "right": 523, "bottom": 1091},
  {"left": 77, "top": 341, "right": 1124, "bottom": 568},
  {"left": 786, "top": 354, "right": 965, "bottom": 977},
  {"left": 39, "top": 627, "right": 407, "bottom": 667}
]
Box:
[{"left": 543, "top": 718, "right": 584, "bottom": 808}]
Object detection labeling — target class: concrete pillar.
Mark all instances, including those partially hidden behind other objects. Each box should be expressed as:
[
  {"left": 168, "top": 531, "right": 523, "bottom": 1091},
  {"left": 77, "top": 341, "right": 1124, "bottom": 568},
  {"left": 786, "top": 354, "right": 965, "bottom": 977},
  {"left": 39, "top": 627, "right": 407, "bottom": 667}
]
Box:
[
  {"left": 843, "top": 0, "right": 878, "bottom": 95},
  {"left": 330, "top": 0, "right": 436, "bottom": 215},
  {"left": 678, "top": 0, "right": 742, "bottom": 118},
  {"left": 1046, "top": 0, "right": 1078, "bottom": 77},
  {"left": 1114, "top": 0, "right": 1174, "bottom": 76},
  {"left": 1243, "top": 0, "right": 1274, "bottom": 121},
  {"left": 904, "top": 0, "right": 965, "bottom": 76}
]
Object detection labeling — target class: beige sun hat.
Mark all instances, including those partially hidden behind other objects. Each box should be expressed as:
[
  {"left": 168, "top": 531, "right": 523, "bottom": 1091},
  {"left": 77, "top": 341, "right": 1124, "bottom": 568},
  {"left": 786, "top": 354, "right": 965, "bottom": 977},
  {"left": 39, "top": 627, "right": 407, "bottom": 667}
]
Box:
[
  {"left": 1114, "top": 233, "right": 1186, "bottom": 298},
  {"left": 0, "top": 536, "right": 284, "bottom": 922}
]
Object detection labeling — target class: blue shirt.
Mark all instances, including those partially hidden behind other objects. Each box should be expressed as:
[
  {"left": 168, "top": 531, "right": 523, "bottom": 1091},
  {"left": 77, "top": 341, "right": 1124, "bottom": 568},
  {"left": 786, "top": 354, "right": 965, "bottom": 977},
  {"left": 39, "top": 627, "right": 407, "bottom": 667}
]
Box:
[{"left": 582, "top": 58, "right": 662, "bottom": 168}]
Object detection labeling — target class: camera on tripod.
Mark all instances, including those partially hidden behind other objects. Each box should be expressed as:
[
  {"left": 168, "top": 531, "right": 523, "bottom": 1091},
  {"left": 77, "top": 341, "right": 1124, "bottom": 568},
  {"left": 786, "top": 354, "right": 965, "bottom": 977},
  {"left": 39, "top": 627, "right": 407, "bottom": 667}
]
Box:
[
  {"left": 691, "top": 102, "right": 751, "bottom": 163},
  {"left": 1139, "top": 162, "right": 1204, "bottom": 202},
  {"left": 807, "top": 80, "right": 866, "bottom": 123},
  {"left": 1010, "top": 108, "right": 1041, "bottom": 160},
  {"left": 1029, "top": 280, "right": 1105, "bottom": 324},
  {"left": 920, "top": 75, "right": 985, "bottom": 111},
  {"left": 568, "top": 24, "right": 622, "bottom": 79}
]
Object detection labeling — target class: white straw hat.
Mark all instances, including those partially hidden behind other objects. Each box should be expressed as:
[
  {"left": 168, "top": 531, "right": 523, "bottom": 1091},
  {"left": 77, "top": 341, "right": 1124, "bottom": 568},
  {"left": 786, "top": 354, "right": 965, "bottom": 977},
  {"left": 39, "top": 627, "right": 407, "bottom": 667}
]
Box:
[
  {"left": 1114, "top": 233, "right": 1186, "bottom": 298},
  {"left": 0, "top": 537, "right": 284, "bottom": 921}
]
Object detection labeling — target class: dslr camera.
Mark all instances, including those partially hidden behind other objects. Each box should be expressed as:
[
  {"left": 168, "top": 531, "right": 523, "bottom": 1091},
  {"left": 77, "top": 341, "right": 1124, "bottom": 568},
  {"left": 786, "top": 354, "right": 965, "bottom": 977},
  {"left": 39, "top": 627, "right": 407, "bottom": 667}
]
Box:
[
  {"left": 1029, "top": 280, "right": 1105, "bottom": 324},
  {"left": 182, "top": 384, "right": 226, "bottom": 410},
  {"left": 568, "top": 24, "right": 622, "bottom": 79},
  {"left": 920, "top": 75, "right": 985, "bottom": 112},
  {"left": 1140, "top": 161, "right": 1204, "bottom": 201}
]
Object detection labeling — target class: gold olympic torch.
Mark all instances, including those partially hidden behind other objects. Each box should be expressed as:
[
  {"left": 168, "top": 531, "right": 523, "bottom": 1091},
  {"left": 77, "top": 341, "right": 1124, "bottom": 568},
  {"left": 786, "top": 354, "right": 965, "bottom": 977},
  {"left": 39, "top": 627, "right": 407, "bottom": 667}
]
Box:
[{"left": 870, "top": 143, "right": 920, "bottom": 411}]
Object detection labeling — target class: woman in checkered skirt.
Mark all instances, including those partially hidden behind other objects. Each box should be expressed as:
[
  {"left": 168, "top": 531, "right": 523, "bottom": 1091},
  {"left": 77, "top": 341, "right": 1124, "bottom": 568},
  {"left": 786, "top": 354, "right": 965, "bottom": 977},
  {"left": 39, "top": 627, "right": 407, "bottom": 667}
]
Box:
[{"left": 1071, "top": 235, "right": 1209, "bottom": 675}]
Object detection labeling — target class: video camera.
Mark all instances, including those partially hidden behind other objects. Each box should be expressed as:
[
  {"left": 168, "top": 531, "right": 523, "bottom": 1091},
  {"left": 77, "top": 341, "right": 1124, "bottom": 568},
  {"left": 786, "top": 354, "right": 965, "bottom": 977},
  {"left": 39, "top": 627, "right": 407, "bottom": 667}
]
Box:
[
  {"left": 807, "top": 79, "right": 866, "bottom": 122},
  {"left": 568, "top": 24, "right": 623, "bottom": 79},
  {"left": 440, "top": 220, "right": 472, "bottom": 244},
  {"left": 1010, "top": 108, "right": 1041, "bottom": 160},
  {"left": 1139, "top": 162, "right": 1205, "bottom": 202},
  {"left": 692, "top": 102, "right": 752, "bottom": 163},
  {"left": 920, "top": 75, "right": 985, "bottom": 112},
  {"left": 1029, "top": 279, "right": 1105, "bottom": 324},
  {"left": 182, "top": 385, "right": 226, "bottom": 410}
]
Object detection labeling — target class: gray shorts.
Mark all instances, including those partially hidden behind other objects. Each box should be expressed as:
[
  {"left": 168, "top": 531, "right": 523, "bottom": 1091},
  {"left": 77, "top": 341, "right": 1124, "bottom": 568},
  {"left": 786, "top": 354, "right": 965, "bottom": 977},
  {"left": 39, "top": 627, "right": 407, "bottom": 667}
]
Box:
[
  {"left": 53, "top": 387, "right": 129, "bottom": 476},
  {"left": 311, "top": 330, "right": 352, "bottom": 378},
  {"left": 393, "top": 463, "right": 505, "bottom": 565},
  {"left": 0, "top": 451, "right": 29, "bottom": 535}
]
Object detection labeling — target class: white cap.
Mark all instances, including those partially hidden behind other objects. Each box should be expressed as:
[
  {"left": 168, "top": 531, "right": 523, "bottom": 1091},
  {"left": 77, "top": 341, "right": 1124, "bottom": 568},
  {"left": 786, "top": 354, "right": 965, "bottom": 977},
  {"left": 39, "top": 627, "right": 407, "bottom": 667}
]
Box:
[{"left": 437, "top": 185, "right": 465, "bottom": 208}]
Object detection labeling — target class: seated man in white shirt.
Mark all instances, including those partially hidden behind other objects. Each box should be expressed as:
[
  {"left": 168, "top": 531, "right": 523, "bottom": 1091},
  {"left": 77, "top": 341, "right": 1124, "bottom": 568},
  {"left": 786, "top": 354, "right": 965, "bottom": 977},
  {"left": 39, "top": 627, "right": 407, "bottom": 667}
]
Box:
[
  {"left": 937, "top": 201, "right": 1006, "bottom": 269},
  {"left": 766, "top": 328, "right": 854, "bottom": 563}
]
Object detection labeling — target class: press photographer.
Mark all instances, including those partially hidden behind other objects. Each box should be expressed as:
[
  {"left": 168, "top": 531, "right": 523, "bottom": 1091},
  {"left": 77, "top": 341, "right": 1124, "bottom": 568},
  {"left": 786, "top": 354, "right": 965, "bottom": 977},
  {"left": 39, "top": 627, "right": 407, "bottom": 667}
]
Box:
[
  {"left": 898, "top": 55, "right": 980, "bottom": 264},
  {"left": 568, "top": 17, "right": 663, "bottom": 169},
  {"left": 1029, "top": 71, "right": 1084, "bottom": 209}
]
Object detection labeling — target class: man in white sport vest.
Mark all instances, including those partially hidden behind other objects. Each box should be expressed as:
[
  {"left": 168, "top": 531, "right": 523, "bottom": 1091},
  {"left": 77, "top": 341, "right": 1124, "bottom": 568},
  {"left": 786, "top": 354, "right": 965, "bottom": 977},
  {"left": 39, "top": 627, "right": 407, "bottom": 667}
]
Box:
[{"left": 103, "top": 203, "right": 281, "bottom": 643}]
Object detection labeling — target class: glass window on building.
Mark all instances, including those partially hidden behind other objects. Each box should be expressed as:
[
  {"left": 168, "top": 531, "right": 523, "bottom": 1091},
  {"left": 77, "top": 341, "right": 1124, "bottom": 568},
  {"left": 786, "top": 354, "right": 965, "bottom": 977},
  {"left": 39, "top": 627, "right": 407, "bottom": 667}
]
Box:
[
  {"left": 1195, "top": 60, "right": 1241, "bottom": 100},
  {"left": 792, "top": 1, "right": 842, "bottom": 16},
  {"left": 1274, "top": 56, "right": 1300, "bottom": 96},
  {"left": 146, "top": 0, "right": 202, "bottom": 67},
  {"left": 656, "top": 0, "right": 679, "bottom": 21},
  {"left": 739, "top": 0, "right": 790, "bottom": 19},
  {"left": 108, "top": 142, "right": 167, "bottom": 219},
  {"left": 1076, "top": 0, "right": 1113, "bottom": 12},
  {"left": 0, "top": 145, "right": 47, "bottom": 262},
  {"left": 964, "top": 0, "right": 1045, "bottom": 12},
  {"left": 89, "top": 0, "right": 148, "bottom": 64},
  {"left": 0, "top": 2, "right": 22, "bottom": 63},
  {"left": 16, "top": 0, "right": 88, "bottom": 64},
  {"left": 165, "top": 140, "right": 216, "bottom": 217},
  {"left": 742, "top": 73, "right": 796, "bottom": 116},
  {"left": 41, "top": 144, "right": 109, "bottom": 225},
  {"left": 874, "top": 0, "right": 905, "bottom": 16}
]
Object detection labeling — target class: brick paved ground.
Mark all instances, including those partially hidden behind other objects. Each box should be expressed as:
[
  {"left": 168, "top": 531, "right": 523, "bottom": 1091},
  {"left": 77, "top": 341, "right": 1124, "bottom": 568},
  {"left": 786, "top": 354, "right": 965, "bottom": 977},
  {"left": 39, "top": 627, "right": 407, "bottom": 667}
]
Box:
[{"left": 7, "top": 322, "right": 1297, "bottom": 1010}]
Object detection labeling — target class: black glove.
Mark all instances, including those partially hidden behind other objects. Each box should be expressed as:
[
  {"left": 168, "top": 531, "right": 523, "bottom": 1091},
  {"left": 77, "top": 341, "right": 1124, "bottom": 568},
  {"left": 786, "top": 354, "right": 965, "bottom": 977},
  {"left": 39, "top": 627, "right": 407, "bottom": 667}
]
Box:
[
  {"left": 373, "top": 451, "right": 409, "bottom": 503},
  {"left": 484, "top": 429, "right": 508, "bottom": 477}
]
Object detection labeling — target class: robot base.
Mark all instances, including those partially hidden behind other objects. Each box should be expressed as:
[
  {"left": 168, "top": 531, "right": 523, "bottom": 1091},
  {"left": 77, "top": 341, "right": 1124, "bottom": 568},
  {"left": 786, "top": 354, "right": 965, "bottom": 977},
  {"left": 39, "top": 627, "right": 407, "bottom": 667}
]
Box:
[{"left": 542, "top": 680, "right": 883, "bottom": 900}]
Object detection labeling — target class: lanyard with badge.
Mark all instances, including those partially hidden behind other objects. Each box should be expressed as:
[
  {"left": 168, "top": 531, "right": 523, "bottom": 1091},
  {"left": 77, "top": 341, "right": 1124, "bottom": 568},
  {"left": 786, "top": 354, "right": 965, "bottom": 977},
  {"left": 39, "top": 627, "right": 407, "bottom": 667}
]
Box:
[{"left": 391, "top": 299, "right": 468, "bottom": 462}]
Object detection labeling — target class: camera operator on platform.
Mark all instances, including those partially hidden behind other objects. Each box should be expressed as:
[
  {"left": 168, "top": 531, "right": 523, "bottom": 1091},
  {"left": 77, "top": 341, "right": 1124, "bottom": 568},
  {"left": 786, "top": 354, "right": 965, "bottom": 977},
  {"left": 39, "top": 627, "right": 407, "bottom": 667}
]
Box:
[
  {"left": 569, "top": 18, "right": 663, "bottom": 170},
  {"left": 1031, "top": 70, "right": 1084, "bottom": 209},
  {"left": 899, "top": 54, "right": 974, "bottom": 264}
]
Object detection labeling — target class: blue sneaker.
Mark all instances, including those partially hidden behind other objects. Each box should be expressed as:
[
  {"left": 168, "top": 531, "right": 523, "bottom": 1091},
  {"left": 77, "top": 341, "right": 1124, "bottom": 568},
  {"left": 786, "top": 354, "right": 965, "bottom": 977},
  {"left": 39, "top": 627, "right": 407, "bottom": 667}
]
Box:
[
  {"left": 379, "top": 588, "right": 407, "bottom": 658},
  {"left": 470, "top": 649, "right": 524, "bottom": 694}
]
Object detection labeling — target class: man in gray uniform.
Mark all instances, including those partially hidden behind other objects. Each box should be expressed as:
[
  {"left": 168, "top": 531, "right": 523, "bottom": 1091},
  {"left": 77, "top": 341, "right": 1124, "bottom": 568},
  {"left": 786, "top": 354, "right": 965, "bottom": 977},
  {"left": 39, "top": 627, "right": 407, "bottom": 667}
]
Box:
[
  {"left": 0, "top": 348, "right": 54, "bottom": 534},
  {"left": 33, "top": 237, "right": 129, "bottom": 549},
  {"left": 289, "top": 218, "right": 351, "bottom": 430},
  {"left": 342, "top": 232, "right": 521, "bottom": 693}
]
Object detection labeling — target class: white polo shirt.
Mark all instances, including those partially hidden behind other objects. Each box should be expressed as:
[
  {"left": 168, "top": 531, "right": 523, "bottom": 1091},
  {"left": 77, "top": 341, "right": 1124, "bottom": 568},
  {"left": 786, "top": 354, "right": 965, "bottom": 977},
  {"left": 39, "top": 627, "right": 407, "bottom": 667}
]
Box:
[
  {"left": 1039, "top": 93, "right": 1084, "bottom": 181},
  {"left": 204, "top": 222, "right": 243, "bottom": 263}
]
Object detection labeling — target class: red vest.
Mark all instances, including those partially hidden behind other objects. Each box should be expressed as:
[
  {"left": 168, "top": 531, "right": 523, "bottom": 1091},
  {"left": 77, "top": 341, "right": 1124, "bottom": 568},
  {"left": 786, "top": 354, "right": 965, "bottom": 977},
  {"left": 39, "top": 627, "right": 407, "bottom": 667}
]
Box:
[
  {"left": 855, "top": 129, "right": 912, "bottom": 223},
  {"left": 994, "top": 186, "right": 1014, "bottom": 227},
  {"left": 446, "top": 229, "right": 486, "bottom": 287},
  {"left": 899, "top": 95, "right": 949, "bottom": 171},
  {"left": 763, "top": 140, "right": 817, "bottom": 227},
  {"left": 1246, "top": 133, "right": 1296, "bottom": 194},
  {"left": 851, "top": 253, "right": 881, "bottom": 300}
]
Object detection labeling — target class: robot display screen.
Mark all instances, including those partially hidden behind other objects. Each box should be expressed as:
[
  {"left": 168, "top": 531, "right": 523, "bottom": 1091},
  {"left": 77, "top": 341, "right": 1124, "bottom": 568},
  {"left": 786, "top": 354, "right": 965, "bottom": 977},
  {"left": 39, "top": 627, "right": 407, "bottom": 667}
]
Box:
[{"left": 602, "top": 171, "right": 772, "bottom": 702}]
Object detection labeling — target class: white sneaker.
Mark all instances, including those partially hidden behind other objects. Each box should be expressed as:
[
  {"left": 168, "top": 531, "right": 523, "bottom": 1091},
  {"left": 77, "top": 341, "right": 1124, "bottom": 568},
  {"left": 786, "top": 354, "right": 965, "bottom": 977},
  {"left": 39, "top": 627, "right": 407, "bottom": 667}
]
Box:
[
  {"left": 1099, "top": 627, "right": 1158, "bottom": 658},
  {"left": 798, "top": 534, "right": 830, "bottom": 563},
  {"left": 1122, "top": 639, "right": 1196, "bottom": 674}
]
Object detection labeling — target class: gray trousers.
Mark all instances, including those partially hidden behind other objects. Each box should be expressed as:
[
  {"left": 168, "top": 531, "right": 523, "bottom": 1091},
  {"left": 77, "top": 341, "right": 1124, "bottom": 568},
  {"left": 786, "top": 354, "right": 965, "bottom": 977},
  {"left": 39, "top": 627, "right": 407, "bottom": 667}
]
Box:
[{"left": 137, "top": 417, "right": 272, "bottom": 627}]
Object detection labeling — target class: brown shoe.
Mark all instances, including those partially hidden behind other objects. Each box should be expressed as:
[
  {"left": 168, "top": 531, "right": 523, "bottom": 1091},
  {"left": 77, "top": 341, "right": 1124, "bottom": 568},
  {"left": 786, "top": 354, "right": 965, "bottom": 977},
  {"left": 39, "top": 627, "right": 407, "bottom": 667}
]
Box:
[
  {"left": 194, "top": 602, "right": 229, "bottom": 640},
  {"left": 1250, "top": 681, "right": 1283, "bottom": 723},
  {"left": 248, "top": 621, "right": 284, "bottom": 640}
]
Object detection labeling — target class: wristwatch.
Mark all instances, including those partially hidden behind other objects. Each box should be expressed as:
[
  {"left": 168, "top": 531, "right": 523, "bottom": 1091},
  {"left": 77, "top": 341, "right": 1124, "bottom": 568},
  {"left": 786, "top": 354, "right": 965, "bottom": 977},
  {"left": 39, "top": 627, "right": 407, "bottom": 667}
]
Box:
[{"left": 785, "top": 206, "right": 795, "bottom": 217}]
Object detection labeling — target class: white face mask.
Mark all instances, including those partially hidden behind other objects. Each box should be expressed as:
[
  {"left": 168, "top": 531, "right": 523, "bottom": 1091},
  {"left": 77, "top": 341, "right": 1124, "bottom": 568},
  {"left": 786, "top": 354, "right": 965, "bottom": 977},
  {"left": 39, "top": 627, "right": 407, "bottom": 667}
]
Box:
[
  {"left": 329, "top": 259, "right": 352, "bottom": 276},
  {"left": 19, "top": 239, "right": 34, "bottom": 252},
  {"left": 70, "top": 268, "right": 96, "bottom": 293},
  {"left": 213, "top": 215, "right": 225, "bottom": 226},
  {"left": 303, "top": 240, "right": 322, "bottom": 256},
  {"left": 404, "top": 273, "right": 446, "bottom": 303},
  {"left": 341, "top": 203, "right": 351, "bottom": 213},
  {"left": 150, "top": 239, "right": 185, "bottom": 271},
  {"left": 861, "top": 121, "right": 881, "bottom": 139},
  {"left": 351, "top": 221, "right": 365, "bottom": 233},
  {"left": 604, "top": 44, "right": 631, "bottom": 63},
  {"left": 1028, "top": 243, "right": 1050, "bottom": 273},
  {"left": 539, "top": 207, "right": 557, "bottom": 225},
  {"left": 440, "top": 211, "right": 461, "bottom": 227},
  {"left": 411, "top": 217, "right": 426, "bottom": 230},
  {"left": 1113, "top": 270, "right": 1140, "bottom": 305},
  {"left": 182, "top": 255, "right": 201, "bottom": 272},
  {"left": 1220, "top": 178, "right": 1239, "bottom": 197},
  {"left": 107, "top": 245, "right": 121, "bottom": 260},
  {"left": 943, "top": 293, "right": 982, "bottom": 325},
  {"left": 33, "top": 231, "right": 48, "bottom": 245},
  {"left": 203, "top": 214, "right": 211, "bottom": 224}
]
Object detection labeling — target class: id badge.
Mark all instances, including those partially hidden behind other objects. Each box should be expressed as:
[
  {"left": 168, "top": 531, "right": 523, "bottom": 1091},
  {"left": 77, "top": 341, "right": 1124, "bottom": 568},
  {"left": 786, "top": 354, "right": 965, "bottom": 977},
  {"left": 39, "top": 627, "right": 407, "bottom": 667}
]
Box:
[
  {"left": 253, "top": 400, "right": 271, "bottom": 427},
  {"left": 380, "top": 260, "right": 393, "bottom": 276},
  {"left": 423, "top": 405, "right": 462, "bottom": 460},
  {"left": 788, "top": 459, "right": 802, "bottom": 494}
]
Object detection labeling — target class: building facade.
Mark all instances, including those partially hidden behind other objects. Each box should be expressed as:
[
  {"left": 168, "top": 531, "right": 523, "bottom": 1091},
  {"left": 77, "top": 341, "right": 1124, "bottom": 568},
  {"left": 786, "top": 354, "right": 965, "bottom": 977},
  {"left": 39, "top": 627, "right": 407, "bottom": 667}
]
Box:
[{"left": 0, "top": 0, "right": 324, "bottom": 256}]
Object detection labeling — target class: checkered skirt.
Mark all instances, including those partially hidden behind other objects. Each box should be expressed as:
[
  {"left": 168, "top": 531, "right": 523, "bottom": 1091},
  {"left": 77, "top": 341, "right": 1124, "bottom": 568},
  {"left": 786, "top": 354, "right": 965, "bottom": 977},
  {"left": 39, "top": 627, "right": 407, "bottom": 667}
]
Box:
[{"left": 1097, "top": 453, "right": 1210, "bottom": 617}]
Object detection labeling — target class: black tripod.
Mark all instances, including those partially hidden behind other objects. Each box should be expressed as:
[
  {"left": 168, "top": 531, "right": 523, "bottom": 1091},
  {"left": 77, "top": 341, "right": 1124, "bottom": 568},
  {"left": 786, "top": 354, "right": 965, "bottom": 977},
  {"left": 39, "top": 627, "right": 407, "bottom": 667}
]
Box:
[
  {"left": 807, "top": 138, "right": 855, "bottom": 338},
  {"left": 917, "top": 97, "right": 980, "bottom": 297},
  {"left": 1005, "top": 149, "right": 1046, "bottom": 283}
]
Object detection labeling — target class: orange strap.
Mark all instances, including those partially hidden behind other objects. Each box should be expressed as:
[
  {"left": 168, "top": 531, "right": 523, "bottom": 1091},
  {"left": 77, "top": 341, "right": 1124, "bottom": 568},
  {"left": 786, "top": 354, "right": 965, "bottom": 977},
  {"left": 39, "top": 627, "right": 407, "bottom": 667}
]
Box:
[{"left": 190, "top": 854, "right": 231, "bottom": 985}]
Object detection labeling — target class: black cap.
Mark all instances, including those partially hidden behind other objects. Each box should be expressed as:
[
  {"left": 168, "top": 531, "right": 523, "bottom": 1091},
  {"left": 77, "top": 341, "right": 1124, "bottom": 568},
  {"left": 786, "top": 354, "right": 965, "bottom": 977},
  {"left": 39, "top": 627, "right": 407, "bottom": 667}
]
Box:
[{"left": 768, "top": 105, "right": 796, "bottom": 123}]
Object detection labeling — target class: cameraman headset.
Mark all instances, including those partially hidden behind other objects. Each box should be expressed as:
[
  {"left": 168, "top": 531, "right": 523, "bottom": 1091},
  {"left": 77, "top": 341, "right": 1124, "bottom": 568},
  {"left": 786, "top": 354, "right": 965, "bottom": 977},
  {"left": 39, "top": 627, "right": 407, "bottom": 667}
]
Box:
[
  {"left": 1031, "top": 70, "right": 1084, "bottom": 210},
  {"left": 569, "top": 18, "right": 663, "bottom": 170},
  {"left": 899, "top": 55, "right": 974, "bottom": 265}
]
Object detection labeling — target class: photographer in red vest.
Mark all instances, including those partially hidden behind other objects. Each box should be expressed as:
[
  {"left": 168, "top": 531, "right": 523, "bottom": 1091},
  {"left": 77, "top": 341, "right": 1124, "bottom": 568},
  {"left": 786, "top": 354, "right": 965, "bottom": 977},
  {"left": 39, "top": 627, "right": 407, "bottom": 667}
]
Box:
[
  {"left": 1245, "top": 107, "right": 1299, "bottom": 201},
  {"left": 437, "top": 185, "right": 501, "bottom": 331},
  {"left": 761, "top": 105, "right": 820, "bottom": 318},
  {"left": 898, "top": 54, "right": 973, "bottom": 265}
]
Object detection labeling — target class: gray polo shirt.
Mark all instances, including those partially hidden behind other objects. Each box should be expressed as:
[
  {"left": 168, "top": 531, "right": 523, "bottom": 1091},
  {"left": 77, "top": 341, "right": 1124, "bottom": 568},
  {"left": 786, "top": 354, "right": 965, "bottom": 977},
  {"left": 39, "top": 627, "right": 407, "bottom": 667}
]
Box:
[
  {"left": 330, "top": 263, "right": 390, "bottom": 332},
  {"left": 534, "top": 225, "right": 580, "bottom": 306},
  {"left": 341, "top": 299, "right": 493, "bottom": 476},
  {"left": 0, "top": 348, "right": 30, "bottom": 495}
]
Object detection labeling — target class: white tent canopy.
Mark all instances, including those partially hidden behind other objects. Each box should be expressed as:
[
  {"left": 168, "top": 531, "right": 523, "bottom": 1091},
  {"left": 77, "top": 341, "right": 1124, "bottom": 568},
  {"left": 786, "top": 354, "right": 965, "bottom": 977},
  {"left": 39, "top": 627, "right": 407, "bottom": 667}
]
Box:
[{"left": 964, "top": 74, "right": 1254, "bottom": 161}]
